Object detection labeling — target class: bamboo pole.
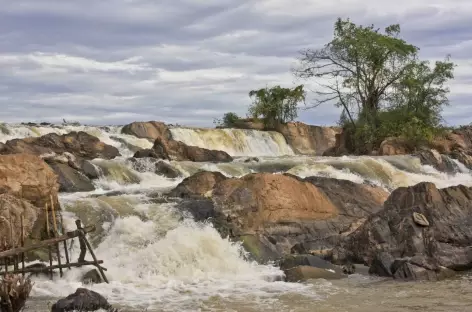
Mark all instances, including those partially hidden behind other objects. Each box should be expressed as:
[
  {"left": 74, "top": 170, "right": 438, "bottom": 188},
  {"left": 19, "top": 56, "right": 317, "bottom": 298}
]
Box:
[
  {"left": 20, "top": 214, "right": 25, "bottom": 277},
  {"left": 75, "top": 220, "right": 109, "bottom": 284},
  {"left": 50, "top": 195, "right": 63, "bottom": 278},
  {"left": 44, "top": 203, "right": 53, "bottom": 280}
]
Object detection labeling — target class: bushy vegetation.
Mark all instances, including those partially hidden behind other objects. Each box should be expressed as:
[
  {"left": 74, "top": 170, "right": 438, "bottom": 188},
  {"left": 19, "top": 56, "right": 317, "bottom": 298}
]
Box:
[
  {"left": 293, "top": 18, "right": 455, "bottom": 153},
  {"left": 216, "top": 18, "right": 455, "bottom": 153},
  {"left": 213, "top": 112, "right": 241, "bottom": 128},
  {"left": 247, "top": 85, "right": 306, "bottom": 129}
]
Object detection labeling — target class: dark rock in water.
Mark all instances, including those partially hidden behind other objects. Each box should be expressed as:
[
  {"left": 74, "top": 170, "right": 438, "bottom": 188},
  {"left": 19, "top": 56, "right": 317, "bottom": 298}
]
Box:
[
  {"left": 284, "top": 265, "right": 344, "bottom": 282},
  {"left": 414, "top": 148, "right": 457, "bottom": 173},
  {"left": 335, "top": 182, "right": 472, "bottom": 281},
  {"left": 342, "top": 263, "right": 356, "bottom": 275},
  {"left": 51, "top": 288, "right": 114, "bottom": 312},
  {"left": 155, "top": 160, "right": 181, "bottom": 178},
  {"left": 133, "top": 148, "right": 159, "bottom": 158},
  {"left": 368, "top": 252, "right": 395, "bottom": 277},
  {"left": 168, "top": 171, "right": 227, "bottom": 199},
  {"left": 243, "top": 157, "right": 260, "bottom": 163},
  {"left": 280, "top": 254, "right": 343, "bottom": 273},
  {"left": 49, "top": 163, "right": 95, "bottom": 192},
  {"left": 0, "top": 131, "right": 120, "bottom": 160},
  {"left": 82, "top": 269, "right": 103, "bottom": 284},
  {"left": 153, "top": 137, "right": 233, "bottom": 163},
  {"left": 80, "top": 160, "right": 101, "bottom": 179}
]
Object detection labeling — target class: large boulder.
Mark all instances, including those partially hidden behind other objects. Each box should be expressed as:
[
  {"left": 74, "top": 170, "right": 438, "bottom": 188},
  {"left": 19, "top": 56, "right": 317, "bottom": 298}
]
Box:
[
  {"left": 168, "top": 171, "right": 227, "bottom": 198},
  {"left": 121, "top": 121, "right": 171, "bottom": 141},
  {"left": 0, "top": 154, "right": 61, "bottom": 247},
  {"left": 153, "top": 137, "right": 233, "bottom": 162},
  {"left": 0, "top": 154, "right": 60, "bottom": 209},
  {"left": 0, "top": 131, "right": 120, "bottom": 160},
  {"left": 51, "top": 288, "right": 113, "bottom": 312},
  {"left": 275, "top": 122, "right": 341, "bottom": 155},
  {"left": 335, "top": 182, "right": 472, "bottom": 281},
  {"left": 172, "top": 172, "right": 387, "bottom": 262}
]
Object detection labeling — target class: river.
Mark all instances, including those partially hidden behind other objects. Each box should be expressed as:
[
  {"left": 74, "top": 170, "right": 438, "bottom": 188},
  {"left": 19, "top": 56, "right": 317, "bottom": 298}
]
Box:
[{"left": 2, "top": 123, "right": 472, "bottom": 312}]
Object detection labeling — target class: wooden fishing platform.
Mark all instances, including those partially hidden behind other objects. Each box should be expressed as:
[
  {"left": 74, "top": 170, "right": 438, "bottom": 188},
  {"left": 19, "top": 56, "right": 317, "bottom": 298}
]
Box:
[{"left": 0, "top": 218, "right": 109, "bottom": 284}]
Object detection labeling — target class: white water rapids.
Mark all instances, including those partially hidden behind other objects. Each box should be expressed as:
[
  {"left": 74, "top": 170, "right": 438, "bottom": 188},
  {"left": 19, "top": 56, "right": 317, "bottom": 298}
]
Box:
[{"left": 1, "top": 123, "right": 472, "bottom": 311}]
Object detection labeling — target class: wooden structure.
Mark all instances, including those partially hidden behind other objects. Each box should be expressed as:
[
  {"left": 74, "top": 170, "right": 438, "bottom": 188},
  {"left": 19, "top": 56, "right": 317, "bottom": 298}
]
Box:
[{"left": 0, "top": 213, "right": 109, "bottom": 284}]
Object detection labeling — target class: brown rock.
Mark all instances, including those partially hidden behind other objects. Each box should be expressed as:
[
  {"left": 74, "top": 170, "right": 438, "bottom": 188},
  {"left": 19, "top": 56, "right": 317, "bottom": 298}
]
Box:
[
  {"left": 0, "top": 132, "right": 120, "bottom": 160},
  {"left": 168, "top": 171, "right": 227, "bottom": 198},
  {"left": 212, "top": 173, "right": 338, "bottom": 231},
  {"left": 0, "top": 154, "right": 60, "bottom": 209},
  {"left": 379, "top": 137, "right": 414, "bottom": 156},
  {"left": 153, "top": 137, "right": 233, "bottom": 162},
  {"left": 275, "top": 122, "right": 341, "bottom": 155},
  {"left": 0, "top": 194, "right": 39, "bottom": 250},
  {"left": 121, "top": 121, "right": 171, "bottom": 141}
]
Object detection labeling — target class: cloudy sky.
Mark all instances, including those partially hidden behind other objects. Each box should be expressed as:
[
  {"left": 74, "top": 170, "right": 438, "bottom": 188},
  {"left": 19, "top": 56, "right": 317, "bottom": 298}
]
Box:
[{"left": 1, "top": 0, "right": 471, "bottom": 127}]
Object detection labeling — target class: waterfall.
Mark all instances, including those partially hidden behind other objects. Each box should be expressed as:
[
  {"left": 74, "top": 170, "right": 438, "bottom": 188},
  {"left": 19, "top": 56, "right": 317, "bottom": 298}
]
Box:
[{"left": 169, "top": 127, "right": 294, "bottom": 157}]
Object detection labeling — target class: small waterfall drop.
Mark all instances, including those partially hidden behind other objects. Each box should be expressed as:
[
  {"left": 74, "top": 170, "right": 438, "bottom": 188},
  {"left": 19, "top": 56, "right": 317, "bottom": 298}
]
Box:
[{"left": 169, "top": 127, "right": 294, "bottom": 157}]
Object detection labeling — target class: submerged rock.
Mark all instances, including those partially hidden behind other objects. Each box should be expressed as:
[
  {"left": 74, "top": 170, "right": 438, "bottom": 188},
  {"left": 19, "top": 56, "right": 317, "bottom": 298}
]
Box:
[
  {"left": 51, "top": 288, "right": 114, "bottom": 312},
  {"left": 155, "top": 160, "right": 181, "bottom": 179},
  {"left": 336, "top": 182, "right": 472, "bottom": 281},
  {"left": 284, "top": 265, "right": 343, "bottom": 282},
  {"left": 82, "top": 269, "right": 103, "bottom": 285}
]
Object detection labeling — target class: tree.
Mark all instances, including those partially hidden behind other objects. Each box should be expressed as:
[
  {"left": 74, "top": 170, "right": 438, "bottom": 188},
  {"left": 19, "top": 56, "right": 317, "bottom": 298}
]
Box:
[
  {"left": 293, "top": 18, "right": 455, "bottom": 151},
  {"left": 213, "top": 112, "right": 240, "bottom": 128},
  {"left": 248, "top": 85, "right": 306, "bottom": 128}
]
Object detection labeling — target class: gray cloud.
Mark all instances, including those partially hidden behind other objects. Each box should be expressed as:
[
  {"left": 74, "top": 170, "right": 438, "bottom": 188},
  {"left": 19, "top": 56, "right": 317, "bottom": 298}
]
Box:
[{"left": 0, "top": 0, "right": 471, "bottom": 127}]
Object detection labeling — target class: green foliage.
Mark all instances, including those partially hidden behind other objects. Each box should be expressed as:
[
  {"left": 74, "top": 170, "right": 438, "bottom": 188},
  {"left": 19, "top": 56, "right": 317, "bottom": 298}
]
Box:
[
  {"left": 213, "top": 112, "right": 240, "bottom": 128},
  {"left": 295, "top": 18, "right": 455, "bottom": 152},
  {"left": 248, "top": 85, "right": 306, "bottom": 128}
]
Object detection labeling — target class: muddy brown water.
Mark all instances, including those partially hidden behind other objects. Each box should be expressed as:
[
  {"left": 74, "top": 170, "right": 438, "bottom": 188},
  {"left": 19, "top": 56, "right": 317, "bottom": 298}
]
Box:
[{"left": 24, "top": 273, "right": 472, "bottom": 312}]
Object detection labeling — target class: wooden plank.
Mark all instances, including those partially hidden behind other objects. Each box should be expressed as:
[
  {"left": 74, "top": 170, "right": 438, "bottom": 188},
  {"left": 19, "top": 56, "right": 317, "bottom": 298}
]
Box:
[
  {"left": 8, "top": 260, "right": 106, "bottom": 275},
  {"left": 0, "top": 225, "right": 96, "bottom": 259}
]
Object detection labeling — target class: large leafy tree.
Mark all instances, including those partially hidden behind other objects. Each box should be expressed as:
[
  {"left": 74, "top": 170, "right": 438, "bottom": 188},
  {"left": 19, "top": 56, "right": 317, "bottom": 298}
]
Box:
[
  {"left": 293, "top": 18, "right": 455, "bottom": 150},
  {"left": 248, "top": 85, "right": 306, "bottom": 128}
]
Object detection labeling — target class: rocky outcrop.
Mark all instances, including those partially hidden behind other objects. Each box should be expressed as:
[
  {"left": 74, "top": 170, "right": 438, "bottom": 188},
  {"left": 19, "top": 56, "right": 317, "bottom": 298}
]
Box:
[
  {"left": 334, "top": 182, "right": 472, "bottom": 281},
  {"left": 275, "top": 122, "right": 341, "bottom": 155},
  {"left": 414, "top": 148, "right": 458, "bottom": 173},
  {"left": 231, "top": 118, "right": 265, "bottom": 131},
  {"left": 171, "top": 172, "right": 387, "bottom": 262},
  {"left": 51, "top": 288, "right": 113, "bottom": 312},
  {"left": 0, "top": 154, "right": 61, "bottom": 247},
  {"left": 280, "top": 254, "right": 345, "bottom": 282},
  {"left": 0, "top": 131, "right": 120, "bottom": 160},
  {"left": 153, "top": 137, "right": 233, "bottom": 162},
  {"left": 121, "top": 121, "right": 171, "bottom": 142}
]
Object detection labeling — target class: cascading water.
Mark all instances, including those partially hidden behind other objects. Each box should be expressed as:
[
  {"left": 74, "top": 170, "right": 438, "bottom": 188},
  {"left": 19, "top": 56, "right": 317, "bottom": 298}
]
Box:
[
  {"left": 1, "top": 123, "right": 472, "bottom": 311},
  {"left": 169, "top": 127, "right": 295, "bottom": 157}
]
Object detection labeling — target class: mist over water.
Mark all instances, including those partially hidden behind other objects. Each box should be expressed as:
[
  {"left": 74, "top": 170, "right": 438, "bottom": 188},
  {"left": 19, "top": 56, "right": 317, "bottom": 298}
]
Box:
[{"left": 2, "top": 123, "right": 472, "bottom": 311}]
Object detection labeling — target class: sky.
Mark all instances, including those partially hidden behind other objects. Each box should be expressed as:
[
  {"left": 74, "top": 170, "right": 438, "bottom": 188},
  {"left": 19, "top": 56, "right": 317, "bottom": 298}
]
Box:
[{"left": 0, "top": 0, "right": 471, "bottom": 127}]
